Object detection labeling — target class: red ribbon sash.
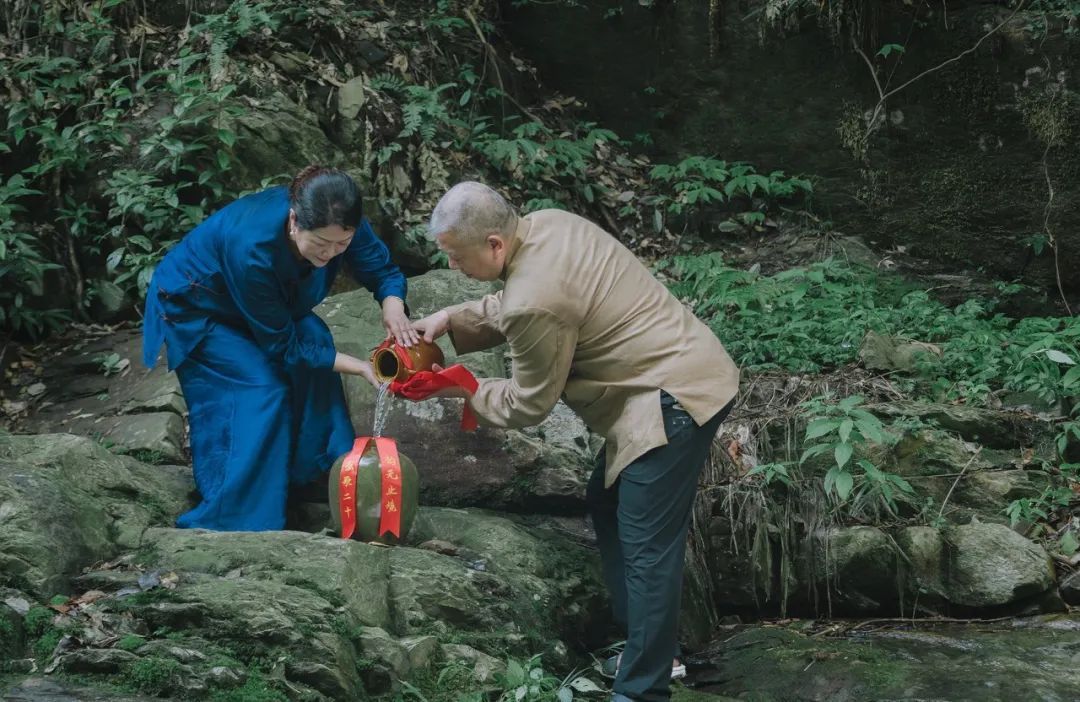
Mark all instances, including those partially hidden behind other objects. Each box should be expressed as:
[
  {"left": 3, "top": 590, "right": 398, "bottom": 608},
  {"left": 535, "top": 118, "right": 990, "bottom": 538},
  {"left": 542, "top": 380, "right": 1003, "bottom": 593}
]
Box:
[
  {"left": 338, "top": 436, "right": 405, "bottom": 540},
  {"left": 374, "top": 437, "right": 402, "bottom": 538},
  {"left": 389, "top": 363, "right": 480, "bottom": 431}
]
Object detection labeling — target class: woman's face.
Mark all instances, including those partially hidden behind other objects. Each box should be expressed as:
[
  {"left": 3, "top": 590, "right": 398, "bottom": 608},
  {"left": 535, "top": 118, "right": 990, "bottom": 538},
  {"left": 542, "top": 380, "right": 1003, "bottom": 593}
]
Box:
[{"left": 289, "top": 210, "right": 354, "bottom": 267}]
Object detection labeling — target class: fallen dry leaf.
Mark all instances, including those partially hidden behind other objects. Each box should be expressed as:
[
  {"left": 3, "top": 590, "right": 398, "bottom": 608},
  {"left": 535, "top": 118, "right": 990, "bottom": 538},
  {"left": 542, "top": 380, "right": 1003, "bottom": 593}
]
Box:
[{"left": 727, "top": 439, "right": 743, "bottom": 462}]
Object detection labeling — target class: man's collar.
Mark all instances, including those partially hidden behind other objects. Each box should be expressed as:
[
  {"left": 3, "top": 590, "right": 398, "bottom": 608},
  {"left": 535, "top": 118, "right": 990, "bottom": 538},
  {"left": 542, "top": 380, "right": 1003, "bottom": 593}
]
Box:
[{"left": 500, "top": 216, "right": 531, "bottom": 281}]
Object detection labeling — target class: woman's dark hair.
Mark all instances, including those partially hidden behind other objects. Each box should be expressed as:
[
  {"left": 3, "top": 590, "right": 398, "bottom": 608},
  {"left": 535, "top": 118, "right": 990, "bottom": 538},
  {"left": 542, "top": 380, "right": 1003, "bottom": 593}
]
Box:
[{"left": 288, "top": 165, "right": 363, "bottom": 230}]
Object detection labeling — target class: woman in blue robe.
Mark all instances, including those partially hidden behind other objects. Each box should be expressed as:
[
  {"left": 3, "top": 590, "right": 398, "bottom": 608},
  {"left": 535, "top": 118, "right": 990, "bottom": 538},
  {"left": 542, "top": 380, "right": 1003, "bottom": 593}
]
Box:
[{"left": 142, "top": 166, "right": 417, "bottom": 531}]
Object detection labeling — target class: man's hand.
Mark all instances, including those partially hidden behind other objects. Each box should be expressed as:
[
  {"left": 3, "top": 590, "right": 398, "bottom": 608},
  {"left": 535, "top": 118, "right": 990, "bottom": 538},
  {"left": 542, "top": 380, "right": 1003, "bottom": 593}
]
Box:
[
  {"left": 411, "top": 309, "right": 451, "bottom": 344},
  {"left": 382, "top": 296, "right": 418, "bottom": 347}
]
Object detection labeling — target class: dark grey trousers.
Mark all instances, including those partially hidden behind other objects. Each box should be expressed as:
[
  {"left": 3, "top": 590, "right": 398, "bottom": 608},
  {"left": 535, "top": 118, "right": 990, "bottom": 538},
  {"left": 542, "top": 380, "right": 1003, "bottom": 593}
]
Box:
[{"left": 586, "top": 393, "right": 731, "bottom": 702}]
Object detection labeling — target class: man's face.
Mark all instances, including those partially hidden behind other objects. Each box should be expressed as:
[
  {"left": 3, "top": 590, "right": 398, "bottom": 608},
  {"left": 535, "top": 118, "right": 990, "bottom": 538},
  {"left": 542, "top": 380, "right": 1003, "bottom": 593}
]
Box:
[{"left": 435, "top": 230, "right": 505, "bottom": 281}]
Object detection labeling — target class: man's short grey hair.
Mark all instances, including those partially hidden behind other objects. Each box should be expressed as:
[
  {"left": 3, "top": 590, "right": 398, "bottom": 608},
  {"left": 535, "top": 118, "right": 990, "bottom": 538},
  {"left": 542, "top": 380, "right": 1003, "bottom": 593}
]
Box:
[{"left": 428, "top": 181, "right": 517, "bottom": 246}]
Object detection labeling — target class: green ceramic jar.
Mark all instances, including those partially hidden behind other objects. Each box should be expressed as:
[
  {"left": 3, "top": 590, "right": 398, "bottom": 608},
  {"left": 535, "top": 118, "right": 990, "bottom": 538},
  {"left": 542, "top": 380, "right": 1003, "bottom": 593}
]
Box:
[{"left": 328, "top": 442, "right": 419, "bottom": 545}]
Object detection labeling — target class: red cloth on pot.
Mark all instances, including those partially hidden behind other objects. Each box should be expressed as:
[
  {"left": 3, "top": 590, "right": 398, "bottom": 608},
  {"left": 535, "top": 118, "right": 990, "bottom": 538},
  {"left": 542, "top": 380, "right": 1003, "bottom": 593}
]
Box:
[{"left": 389, "top": 364, "right": 480, "bottom": 431}]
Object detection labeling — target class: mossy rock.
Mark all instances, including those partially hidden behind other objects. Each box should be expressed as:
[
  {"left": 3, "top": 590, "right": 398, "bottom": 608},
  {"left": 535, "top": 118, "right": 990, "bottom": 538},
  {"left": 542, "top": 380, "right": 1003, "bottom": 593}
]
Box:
[
  {"left": 0, "top": 434, "right": 192, "bottom": 598},
  {"left": 0, "top": 606, "right": 23, "bottom": 663}
]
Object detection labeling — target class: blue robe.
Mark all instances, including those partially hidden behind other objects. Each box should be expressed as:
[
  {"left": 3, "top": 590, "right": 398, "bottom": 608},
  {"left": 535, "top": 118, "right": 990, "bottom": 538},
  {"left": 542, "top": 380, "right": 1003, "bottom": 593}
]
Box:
[{"left": 142, "top": 186, "right": 406, "bottom": 531}]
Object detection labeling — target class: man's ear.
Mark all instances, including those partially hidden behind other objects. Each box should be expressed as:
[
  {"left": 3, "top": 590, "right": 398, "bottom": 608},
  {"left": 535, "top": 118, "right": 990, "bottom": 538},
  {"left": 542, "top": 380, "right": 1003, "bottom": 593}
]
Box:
[{"left": 486, "top": 233, "right": 504, "bottom": 253}]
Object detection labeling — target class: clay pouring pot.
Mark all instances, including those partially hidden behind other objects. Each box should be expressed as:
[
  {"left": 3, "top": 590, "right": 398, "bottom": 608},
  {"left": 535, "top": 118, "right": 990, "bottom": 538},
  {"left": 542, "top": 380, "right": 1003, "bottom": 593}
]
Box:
[{"left": 370, "top": 338, "right": 445, "bottom": 383}]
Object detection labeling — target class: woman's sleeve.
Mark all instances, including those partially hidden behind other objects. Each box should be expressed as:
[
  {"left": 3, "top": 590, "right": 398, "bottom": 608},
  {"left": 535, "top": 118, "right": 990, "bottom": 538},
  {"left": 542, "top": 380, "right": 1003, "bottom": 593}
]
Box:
[
  {"left": 343, "top": 217, "right": 407, "bottom": 303},
  {"left": 220, "top": 240, "right": 337, "bottom": 369}
]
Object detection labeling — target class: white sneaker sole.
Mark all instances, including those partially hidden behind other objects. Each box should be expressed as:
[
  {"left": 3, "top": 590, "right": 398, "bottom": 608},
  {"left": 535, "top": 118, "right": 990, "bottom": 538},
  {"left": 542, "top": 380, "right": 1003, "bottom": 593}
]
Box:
[{"left": 602, "top": 655, "right": 687, "bottom": 681}]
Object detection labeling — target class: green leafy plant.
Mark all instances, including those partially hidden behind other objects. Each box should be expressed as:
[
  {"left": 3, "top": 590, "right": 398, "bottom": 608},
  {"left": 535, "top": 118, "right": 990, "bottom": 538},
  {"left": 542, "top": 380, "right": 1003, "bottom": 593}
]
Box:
[
  {"left": 492, "top": 655, "right": 598, "bottom": 702},
  {"left": 876, "top": 43, "right": 905, "bottom": 58},
  {"left": 1005, "top": 486, "right": 1074, "bottom": 527},
  {"left": 95, "top": 352, "right": 129, "bottom": 377},
  {"left": 0, "top": 1, "right": 247, "bottom": 333},
  {"left": 189, "top": 0, "right": 282, "bottom": 83},
  {"left": 798, "top": 394, "right": 912, "bottom": 510},
  {"left": 0, "top": 174, "right": 68, "bottom": 338},
  {"left": 746, "top": 461, "right": 794, "bottom": 488},
  {"left": 474, "top": 121, "right": 619, "bottom": 209},
  {"left": 647, "top": 156, "right": 812, "bottom": 233}
]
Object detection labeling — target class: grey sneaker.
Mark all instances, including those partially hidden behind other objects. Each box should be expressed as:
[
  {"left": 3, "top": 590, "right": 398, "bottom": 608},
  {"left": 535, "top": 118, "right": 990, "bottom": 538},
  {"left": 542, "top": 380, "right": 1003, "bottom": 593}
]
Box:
[{"left": 600, "top": 654, "right": 686, "bottom": 680}]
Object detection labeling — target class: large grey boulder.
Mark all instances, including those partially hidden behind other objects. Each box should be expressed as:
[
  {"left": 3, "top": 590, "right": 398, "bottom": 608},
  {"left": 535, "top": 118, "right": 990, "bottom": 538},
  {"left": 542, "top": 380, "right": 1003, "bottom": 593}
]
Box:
[
  {"left": 222, "top": 91, "right": 344, "bottom": 191},
  {"left": 897, "top": 525, "right": 949, "bottom": 609},
  {"left": 944, "top": 521, "right": 1056, "bottom": 608},
  {"left": 798, "top": 526, "right": 902, "bottom": 615},
  {"left": 0, "top": 433, "right": 193, "bottom": 598},
  {"left": 318, "top": 270, "right": 596, "bottom": 512},
  {"left": 891, "top": 428, "right": 1048, "bottom": 524}
]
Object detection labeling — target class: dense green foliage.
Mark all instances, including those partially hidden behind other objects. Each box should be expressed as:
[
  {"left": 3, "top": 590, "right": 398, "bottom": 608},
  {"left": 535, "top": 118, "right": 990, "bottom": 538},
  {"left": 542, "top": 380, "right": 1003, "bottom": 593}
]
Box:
[
  {"left": 0, "top": 0, "right": 812, "bottom": 339},
  {"left": 671, "top": 255, "right": 1079, "bottom": 403},
  {"left": 670, "top": 255, "right": 1078, "bottom": 541},
  {"left": 1, "top": 1, "right": 253, "bottom": 337}
]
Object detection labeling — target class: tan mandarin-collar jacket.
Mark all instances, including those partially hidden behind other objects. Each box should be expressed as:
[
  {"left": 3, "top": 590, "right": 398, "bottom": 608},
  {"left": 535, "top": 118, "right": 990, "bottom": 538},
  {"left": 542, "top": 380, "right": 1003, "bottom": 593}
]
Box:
[{"left": 445, "top": 209, "right": 740, "bottom": 487}]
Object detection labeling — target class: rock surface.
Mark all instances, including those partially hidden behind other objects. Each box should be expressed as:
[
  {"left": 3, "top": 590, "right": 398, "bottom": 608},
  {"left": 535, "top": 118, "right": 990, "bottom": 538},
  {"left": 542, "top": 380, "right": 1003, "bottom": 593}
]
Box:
[
  {"left": 2, "top": 508, "right": 605, "bottom": 698},
  {"left": 0, "top": 433, "right": 192, "bottom": 598}
]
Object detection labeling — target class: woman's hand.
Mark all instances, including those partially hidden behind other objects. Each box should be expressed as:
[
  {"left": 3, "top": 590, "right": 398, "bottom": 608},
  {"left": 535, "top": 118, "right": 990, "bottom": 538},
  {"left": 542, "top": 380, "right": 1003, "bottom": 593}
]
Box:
[
  {"left": 333, "top": 353, "right": 379, "bottom": 387},
  {"left": 411, "top": 309, "right": 451, "bottom": 344},
  {"left": 382, "top": 296, "right": 418, "bottom": 347}
]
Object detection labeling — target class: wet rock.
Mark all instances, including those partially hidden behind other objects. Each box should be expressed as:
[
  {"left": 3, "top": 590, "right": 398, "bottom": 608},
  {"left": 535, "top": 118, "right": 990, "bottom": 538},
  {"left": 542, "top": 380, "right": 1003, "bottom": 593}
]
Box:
[
  {"left": 207, "top": 665, "right": 247, "bottom": 687},
  {"left": 400, "top": 635, "right": 440, "bottom": 672},
  {"left": 359, "top": 626, "right": 411, "bottom": 678},
  {"left": 121, "top": 374, "right": 186, "bottom": 417},
  {"left": 53, "top": 375, "right": 111, "bottom": 401},
  {"left": 1, "top": 677, "right": 161, "bottom": 701},
  {"left": 284, "top": 659, "right": 355, "bottom": 700},
  {"left": 891, "top": 429, "right": 1048, "bottom": 524},
  {"left": 1, "top": 594, "right": 25, "bottom": 659},
  {"left": 896, "top": 526, "right": 948, "bottom": 606},
  {"left": 133, "top": 640, "right": 208, "bottom": 664},
  {"left": 690, "top": 615, "right": 1080, "bottom": 700},
  {"left": 337, "top": 75, "right": 366, "bottom": 120},
  {"left": 223, "top": 91, "right": 342, "bottom": 191},
  {"left": 71, "top": 510, "right": 603, "bottom": 693}
]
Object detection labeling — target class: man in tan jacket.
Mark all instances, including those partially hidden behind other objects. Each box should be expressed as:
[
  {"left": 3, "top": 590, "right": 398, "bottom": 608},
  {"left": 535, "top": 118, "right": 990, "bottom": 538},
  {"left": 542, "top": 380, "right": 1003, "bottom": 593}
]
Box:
[{"left": 410, "top": 182, "right": 739, "bottom": 702}]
